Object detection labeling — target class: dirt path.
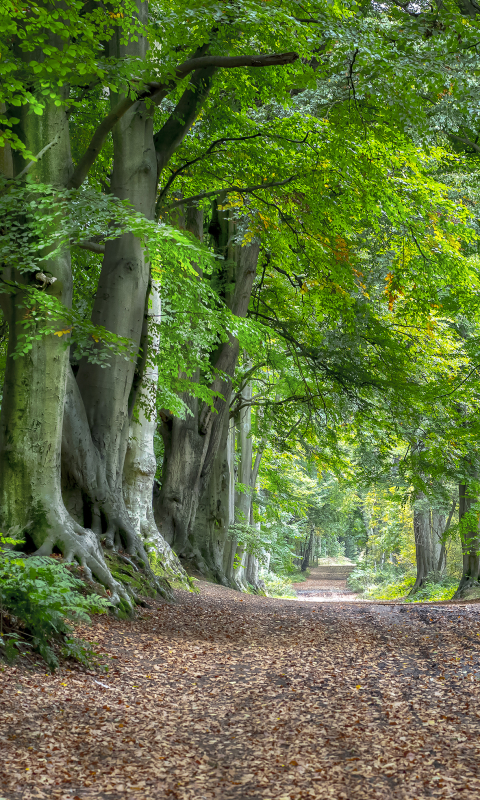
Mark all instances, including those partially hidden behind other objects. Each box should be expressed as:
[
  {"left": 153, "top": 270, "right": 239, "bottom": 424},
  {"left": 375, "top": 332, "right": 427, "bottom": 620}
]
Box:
[
  {"left": 1, "top": 582, "right": 480, "bottom": 799},
  {"left": 293, "top": 565, "right": 358, "bottom": 602}
]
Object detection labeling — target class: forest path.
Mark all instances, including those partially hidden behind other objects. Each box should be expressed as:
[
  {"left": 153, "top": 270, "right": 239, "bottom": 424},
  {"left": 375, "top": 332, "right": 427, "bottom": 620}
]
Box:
[
  {"left": 1, "top": 582, "right": 480, "bottom": 800},
  {"left": 293, "top": 564, "right": 358, "bottom": 602}
]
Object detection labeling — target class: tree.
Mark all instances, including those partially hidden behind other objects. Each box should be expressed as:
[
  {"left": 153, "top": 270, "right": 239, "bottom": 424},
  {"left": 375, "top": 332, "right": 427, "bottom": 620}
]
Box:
[
  {"left": 3, "top": 0, "right": 480, "bottom": 603},
  {"left": 0, "top": 0, "right": 304, "bottom": 598}
]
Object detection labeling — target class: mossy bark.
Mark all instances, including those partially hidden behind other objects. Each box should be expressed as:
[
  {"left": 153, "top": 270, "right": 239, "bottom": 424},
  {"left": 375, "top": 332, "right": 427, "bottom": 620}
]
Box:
[
  {"left": 0, "top": 14, "right": 183, "bottom": 604},
  {"left": 455, "top": 482, "right": 480, "bottom": 598},
  {"left": 59, "top": 5, "right": 186, "bottom": 592},
  {"left": 0, "top": 79, "right": 130, "bottom": 601}
]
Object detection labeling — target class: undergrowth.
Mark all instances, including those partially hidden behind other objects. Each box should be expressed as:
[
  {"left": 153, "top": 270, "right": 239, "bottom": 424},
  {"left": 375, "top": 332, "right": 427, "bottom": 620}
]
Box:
[
  {"left": 148, "top": 548, "right": 196, "bottom": 593},
  {"left": 0, "top": 536, "right": 110, "bottom": 671},
  {"left": 285, "top": 570, "right": 309, "bottom": 583},
  {"left": 260, "top": 571, "right": 297, "bottom": 598},
  {"left": 347, "top": 564, "right": 458, "bottom": 602}
]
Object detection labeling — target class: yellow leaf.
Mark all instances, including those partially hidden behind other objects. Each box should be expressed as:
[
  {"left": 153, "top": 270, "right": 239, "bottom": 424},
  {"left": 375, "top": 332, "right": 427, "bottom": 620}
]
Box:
[{"left": 54, "top": 329, "right": 71, "bottom": 337}]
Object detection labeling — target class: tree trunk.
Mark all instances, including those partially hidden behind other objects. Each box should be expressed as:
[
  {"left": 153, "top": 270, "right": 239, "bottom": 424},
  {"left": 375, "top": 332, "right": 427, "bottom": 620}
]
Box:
[
  {"left": 301, "top": 528, "right": 314, "bottom": 572},
  {"left": 122, "top": 282, "right": 188, "bottom": 590},
  {"left": 410, "top": 494, "right": 435, "bottom": 594},
  {"left": 361, "top": 503, "right": 374, "bottom": 562},
  {"left": 0, "top": 0, "right": 184, "bottom": 604},
  {"left": 431, "top": 510, "right": 446, "bottom": 576},
  {"left": 63, "top": 5, "right": 162, "bottom": 567},
  {"left": 234, "top": 380, "right": 267, "bottom": 591},
  {"left": 183, "top": 410, "right": 236, "bottom": 584},
  {"left": 455, "top": 482, "right": 480, "bottom": 597},
  {"left": 155, "top": 202, "right": 260, "bottom": 564},
  {"left": 0, "top": 78, "right": 129, "bottom": 602},
  {"left": 232, "top": 382, "right": 253, "bottom": 590},
  {"left": 73, "top": 46, "right": 156, "bottom": 531}
]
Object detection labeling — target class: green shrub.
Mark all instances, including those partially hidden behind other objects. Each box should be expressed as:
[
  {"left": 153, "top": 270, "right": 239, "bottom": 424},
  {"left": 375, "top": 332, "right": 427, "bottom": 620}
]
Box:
[
  {"left": 348, "top": 563, "right": 459, "bottom": 602},
  {"left": 405, "top": 575, "right": 458, "bottom": 603},
  {"left": 283, "top": 569, "right": 308, "bottom": 583},
  {"left": 347, "top": 563, "right": 413, "bottom": 599},
  {"left": 0, "top": 547, "right": 109, "bottom": 670}
]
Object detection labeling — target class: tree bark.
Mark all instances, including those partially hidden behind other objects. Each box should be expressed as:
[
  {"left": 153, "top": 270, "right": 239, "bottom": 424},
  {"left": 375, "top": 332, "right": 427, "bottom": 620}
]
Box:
[
  {"left": 232, "top": 382, "right": 254, "bottom": 590},
  {"left": 122, "top": 282, "right": 188, "bottom": 589},
  {"left": 71, "top": 4, "right": 156, "bottom": 542},
  {"left": 410, "top": 493, "right": 435, "bottom": 594},
  {"left": 0, "top": 77, "right": 129, "bottom": 602},
  {"left": 155, "top": 201, "right": 260, "bottom": 561},
  {"left": 183, "top": 410, "right": 237, "bottom": 584},
  {"left": 431, "top": 509, "right": 447, "bottom": 576},
  {"left": 301, "top": 528, "right": 314, "bottom": 572},
  {"left": 455, "top": 482, "right": 480, "bottom": 596},
  {"left": 0, "top": 2, "right": 182, "bottom": 603},
  {"left": 60, "top": 4, "right": 188, "bottom": 596}
]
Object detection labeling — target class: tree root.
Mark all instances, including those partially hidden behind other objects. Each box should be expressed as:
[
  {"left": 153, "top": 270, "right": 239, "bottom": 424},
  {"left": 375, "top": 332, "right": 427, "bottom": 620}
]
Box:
[
  {"left": 453, "top": 576, "right": 480, "bottom": 600},
  {"left": 34, "top": 509, "right": 133, "bottom": 607}
]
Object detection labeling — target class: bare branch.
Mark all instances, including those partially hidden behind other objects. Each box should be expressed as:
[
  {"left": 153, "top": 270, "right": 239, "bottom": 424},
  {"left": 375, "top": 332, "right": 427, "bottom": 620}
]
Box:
[{"left": 156, "top": 133, "right": 264, "bottom": 208}]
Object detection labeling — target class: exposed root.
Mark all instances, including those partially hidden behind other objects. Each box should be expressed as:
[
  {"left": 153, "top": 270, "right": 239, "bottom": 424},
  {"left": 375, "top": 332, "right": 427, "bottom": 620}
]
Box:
[
  {"left": 453, "top": 576, "right": 480, "bottom": 600},
  {"left": 34, "top": 509, "right": 132, "bottom": 607}
]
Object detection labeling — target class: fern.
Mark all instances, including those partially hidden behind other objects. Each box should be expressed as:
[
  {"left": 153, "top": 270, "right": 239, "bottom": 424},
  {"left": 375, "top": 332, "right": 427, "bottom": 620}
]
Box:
[{"left": 0, "top": 540, "right": 109, "bottom": 670}]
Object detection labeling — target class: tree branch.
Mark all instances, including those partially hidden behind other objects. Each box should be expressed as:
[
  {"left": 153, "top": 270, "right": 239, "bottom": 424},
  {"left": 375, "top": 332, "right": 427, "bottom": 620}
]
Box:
[
  {"left": 69, "top": 51, "right": 298, "bottom": 190},
  {"left": 15, "top": 135, "right": 60, "bottom": 181},
  {"left": 78, "top": 241, "right": 106, "bottom": 255},
  {"left": 156, "top": 133, "right": 264, "bottom": 208},
  {"left": 154, "top": 66, "right": 219, "bottom": 184},
  {"left": 163, "top": 176, "right": 297, "bottom": 210},
  {"left": 175, "top": 52, "right": 298, "bottom": 77},
  {"left": 449, "top": 132, "right": 480, "bottom": 153}
]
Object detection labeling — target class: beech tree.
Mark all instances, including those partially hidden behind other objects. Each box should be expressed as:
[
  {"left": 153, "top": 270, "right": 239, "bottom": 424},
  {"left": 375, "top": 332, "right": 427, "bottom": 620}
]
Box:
[
  {"left": 0, "top": 0, "right": 315, "bottom": 599},
  {"left": 2, "top": 0, "right": 480, "bottom": 603}
]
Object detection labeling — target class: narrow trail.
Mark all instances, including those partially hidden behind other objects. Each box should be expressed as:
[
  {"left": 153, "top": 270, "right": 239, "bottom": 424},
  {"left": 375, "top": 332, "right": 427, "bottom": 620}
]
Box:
[{"left": 1, "top": 581, "right": 480, "bottom": 800}]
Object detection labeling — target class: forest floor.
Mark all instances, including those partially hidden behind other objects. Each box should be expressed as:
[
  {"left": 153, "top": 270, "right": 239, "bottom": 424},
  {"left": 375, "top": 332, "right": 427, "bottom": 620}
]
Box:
[{"left": 1, "top": 577, "right": 480, "bottom": 800}]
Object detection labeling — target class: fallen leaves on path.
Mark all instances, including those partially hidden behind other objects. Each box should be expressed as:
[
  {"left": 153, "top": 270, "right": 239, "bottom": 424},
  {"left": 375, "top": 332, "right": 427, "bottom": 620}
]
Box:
[{"left": 1, "top": 579, "right": 480, "bottom": 799}]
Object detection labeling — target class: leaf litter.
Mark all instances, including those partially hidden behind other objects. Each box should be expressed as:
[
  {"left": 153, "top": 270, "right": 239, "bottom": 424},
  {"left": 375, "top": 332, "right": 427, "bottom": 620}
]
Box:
[{"left": 0, "top": 578, "right": 480, "bottom": 799}]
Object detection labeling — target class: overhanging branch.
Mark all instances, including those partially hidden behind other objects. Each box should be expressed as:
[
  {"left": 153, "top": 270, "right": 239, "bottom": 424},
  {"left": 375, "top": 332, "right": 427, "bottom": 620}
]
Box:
[
  {"left": 163, "top": 176, "right": 297, "bottom": 210},
  {"left": 68, "top": 51, "right": 299, "bottom": 190},
  {"left": 449, "top": 132, "right": 480, "bottom": 153},
  {"left": 78, "top": 241, "right": 106, "bottom": 255},
  {"left": 174, "top": 52, "right": 298, "bottom": 76}
]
